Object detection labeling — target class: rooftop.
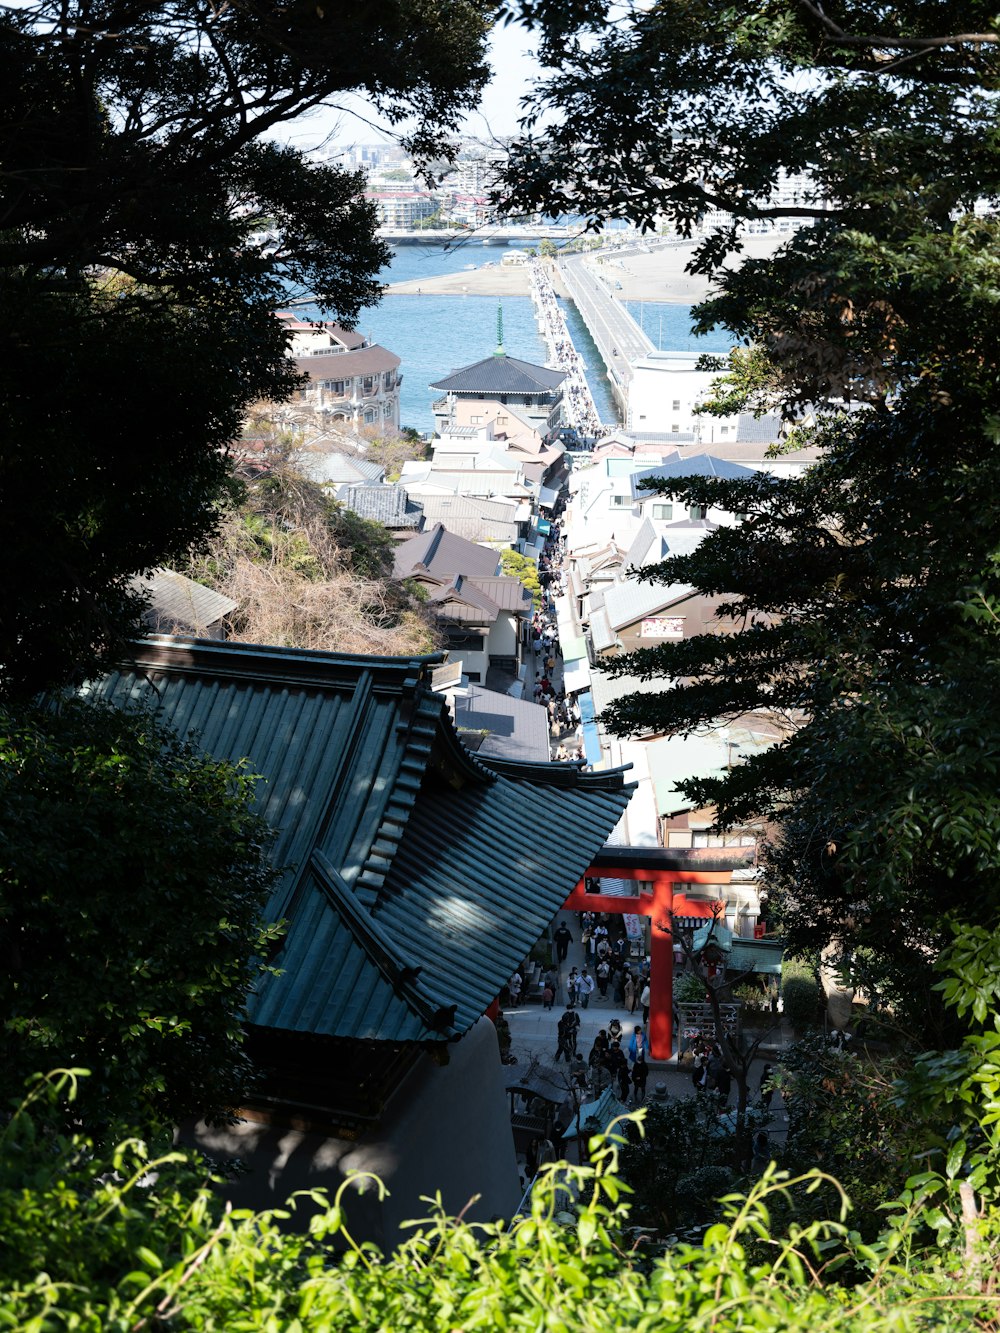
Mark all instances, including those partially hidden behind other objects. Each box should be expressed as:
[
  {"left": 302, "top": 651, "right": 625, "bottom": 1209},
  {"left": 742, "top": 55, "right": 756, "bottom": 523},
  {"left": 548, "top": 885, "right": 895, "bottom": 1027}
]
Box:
[
  {"left": 85, "top": 637, "right": 634, "bottom": 1052},
  {"left": 430, "top": 353, "right": 566, "bottom": 397}
]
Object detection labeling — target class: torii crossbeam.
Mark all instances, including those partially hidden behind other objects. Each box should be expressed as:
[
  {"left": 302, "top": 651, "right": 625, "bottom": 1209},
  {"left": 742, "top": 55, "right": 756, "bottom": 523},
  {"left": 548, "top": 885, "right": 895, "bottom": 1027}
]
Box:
[{"left": 564, "top": 845, "right": 755, "bottom": 1060}]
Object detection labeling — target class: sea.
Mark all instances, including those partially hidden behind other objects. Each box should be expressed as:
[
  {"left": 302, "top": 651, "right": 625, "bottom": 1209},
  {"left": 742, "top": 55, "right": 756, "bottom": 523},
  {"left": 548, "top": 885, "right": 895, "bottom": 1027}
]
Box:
[{"left": 307, "top": 243, "right": 733, "bottom": 435}]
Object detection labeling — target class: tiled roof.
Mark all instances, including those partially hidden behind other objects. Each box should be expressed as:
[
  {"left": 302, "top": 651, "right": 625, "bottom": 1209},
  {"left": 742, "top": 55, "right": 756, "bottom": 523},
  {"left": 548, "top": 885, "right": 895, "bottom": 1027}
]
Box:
[
  {"left": 276, "top": 312, "right": 367, "bottom": 350},
  {"left": 453, "top": 684, "right": 550, "bottom": 762},
  {"left": 466, "top": 575, "right": 533, "bottom": 614},
  {"left": 430, "top": 353, "right": 565, "bottom": 396},
  {"left": 630, "top": 453, "right": 759, "bottom": 498},
  {"left": 338, "top": 483, "right": 424, "bottom": 528},
  {"left": 393, "top": 523, "right": 501, "bottom": 580},
  {"left": 735, "top": 412, "right": 784, "bottom": 445},
  {"left": 296, "top": 345, "right": 400, "bottom": 379},
  {"left": 417, "top": 495, "right": 521, "bottom": 542},
  {"left": 604, "top": 577, "right": 693, "bottom": 630},
  {"left": 426, "top": 576, "right": 500, "bottom": 624},
  {"left": 624, "top": 519, "right": 669, "bottom": 570},
  {"left": 133, "top": 569, "right": 237, "bottom": 635},
  {"left": 297, "top": 453, "right": 385, "bottom": 485},
  {"left": 85, "top": 637, "right": 633, "bottom": 1046}
]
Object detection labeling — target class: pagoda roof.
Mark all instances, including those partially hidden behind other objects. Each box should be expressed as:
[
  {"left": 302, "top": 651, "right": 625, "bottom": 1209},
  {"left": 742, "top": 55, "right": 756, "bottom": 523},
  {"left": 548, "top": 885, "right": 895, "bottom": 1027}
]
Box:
[
  {"left": 430, "top": 354, "right": 566, "bottom": 396},
  {"left": 85, "top": 637, "right": 632, "bottom": 1048}
]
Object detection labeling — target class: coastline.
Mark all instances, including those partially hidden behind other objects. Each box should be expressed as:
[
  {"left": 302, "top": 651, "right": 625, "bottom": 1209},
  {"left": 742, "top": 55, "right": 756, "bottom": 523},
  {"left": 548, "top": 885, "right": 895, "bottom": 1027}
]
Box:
[{"left": 382, "top": 233, "right": 787, "bottom": 303}]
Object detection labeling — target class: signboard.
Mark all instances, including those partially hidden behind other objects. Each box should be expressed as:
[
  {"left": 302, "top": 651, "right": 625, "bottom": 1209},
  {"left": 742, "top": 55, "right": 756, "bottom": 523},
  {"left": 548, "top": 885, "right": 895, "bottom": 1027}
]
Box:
[{"left": 641, "top": 616, "right": 685, "bottom": 638}]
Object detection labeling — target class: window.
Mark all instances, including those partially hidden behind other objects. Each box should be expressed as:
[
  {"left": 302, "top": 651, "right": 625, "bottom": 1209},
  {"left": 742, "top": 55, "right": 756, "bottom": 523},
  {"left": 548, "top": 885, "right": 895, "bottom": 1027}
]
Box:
[
  {"left": 720, "top": 425, "right": 729, "bottom": 436},
  {"left": 671, "top": 425, "right": 679, "bottom": 433},
  {"left": 610, "top": 494, "right": 632, "bottom": 507},
  {"left": 651, "top": 502, "right": 673, "bottom": 520},
  {"left": 672, "top": 399, "right": 681, "bottom": 411},
  {"left": 692, "top": 831, "right": 757, "bottom": 848},
  {"left": 322, "top": 379, "right": 347, "bottom": 396},
  {"left": 471, "top": 415, "right": 482, "bottom": 424},
  {"left": 690, "top": 504, "right": 708, "bottom": 520}
]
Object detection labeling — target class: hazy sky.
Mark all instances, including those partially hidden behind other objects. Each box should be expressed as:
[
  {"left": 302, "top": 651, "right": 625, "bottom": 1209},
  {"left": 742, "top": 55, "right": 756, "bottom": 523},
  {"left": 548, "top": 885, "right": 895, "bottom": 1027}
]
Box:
[{"left": 276, "top": 21, "right": 545, "bottom": 154}]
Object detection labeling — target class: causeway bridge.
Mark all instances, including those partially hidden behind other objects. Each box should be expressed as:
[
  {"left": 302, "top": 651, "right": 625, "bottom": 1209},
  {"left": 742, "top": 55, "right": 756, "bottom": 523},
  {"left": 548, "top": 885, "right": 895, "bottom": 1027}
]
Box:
[{"left": 557, "top": 252, "right": 653, "bottom": 417}]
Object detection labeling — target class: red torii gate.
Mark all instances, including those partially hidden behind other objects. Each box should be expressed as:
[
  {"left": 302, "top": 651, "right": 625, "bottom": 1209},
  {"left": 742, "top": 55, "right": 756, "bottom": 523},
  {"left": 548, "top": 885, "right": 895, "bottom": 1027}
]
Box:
[{"left": 563, "top": 846, "right": 753, "bottom": 1060}]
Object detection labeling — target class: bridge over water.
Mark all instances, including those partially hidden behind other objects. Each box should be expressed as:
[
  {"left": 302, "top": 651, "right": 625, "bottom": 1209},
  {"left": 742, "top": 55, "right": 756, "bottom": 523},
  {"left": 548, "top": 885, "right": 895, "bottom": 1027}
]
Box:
[{"left": 557, "top": 253, "right": 653, "bottom": 417}]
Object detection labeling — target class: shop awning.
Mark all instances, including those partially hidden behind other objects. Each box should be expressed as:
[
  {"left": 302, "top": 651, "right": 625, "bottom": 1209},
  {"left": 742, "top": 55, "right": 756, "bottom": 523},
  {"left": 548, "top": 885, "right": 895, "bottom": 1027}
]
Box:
[
  {"left": 583, "top": 721, "right": 602, "bottom": 766},
  {"left": 563, "top": 656, "right": 591, "bottom": 694}
]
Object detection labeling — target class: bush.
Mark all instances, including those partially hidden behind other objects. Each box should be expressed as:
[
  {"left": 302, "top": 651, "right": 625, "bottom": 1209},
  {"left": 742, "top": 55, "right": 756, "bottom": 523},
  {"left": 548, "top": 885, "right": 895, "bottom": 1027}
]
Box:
[
  {"left": 674, "top": 971, "right": 708, "bottom": 1004},
  {"left": 782, "top": 957, "right": 821, "bottom": 1034},
  {"left": 734, "top": 980, "right": 771, "bottom": 1014}
]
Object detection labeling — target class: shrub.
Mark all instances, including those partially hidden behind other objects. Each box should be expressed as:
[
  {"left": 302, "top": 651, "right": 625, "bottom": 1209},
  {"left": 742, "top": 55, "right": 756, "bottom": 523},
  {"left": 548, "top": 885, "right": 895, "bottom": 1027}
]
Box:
[{"left": 782, "top": 957, "right": 821, "bottom": 1034}]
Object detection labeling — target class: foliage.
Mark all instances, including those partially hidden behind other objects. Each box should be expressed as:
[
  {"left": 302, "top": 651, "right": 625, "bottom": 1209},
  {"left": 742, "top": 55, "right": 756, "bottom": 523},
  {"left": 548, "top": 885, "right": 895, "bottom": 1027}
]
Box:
[
  {"left": 4, "top": 1067, "right": 1000, "bottom": 1330},
  {"left": 618, "top": 1097, "right": 747, "bottom": 1231},
  {"left": 0, "top": 700, "right": 280, "bottom": 1134},
  {"left": 781, "top": 958, "right": 821, "bottom": 1035},
  {"left": 495, "top": 1, "right": 1000, "bottom": 1033},
  {"left": 778, "top": 1035, "right": 928, "bottom": 1242},
  {"left": 359, "top": 425, "right": 430, "bottom": 479},
  {"left": 182, "top": 453, "right": 440, "bottom": 656},
  {"left": 733, "top": 980, "right": 771, "bottom": 1015},
  {"left": 500, "top": 549, "right": 543, "bottom": 608},
  {"left": 0, "top": 0, "right": 490, "bottom": 696},
  {"left": 674, "top": 970, "right": 708, "bottom": 1004}
]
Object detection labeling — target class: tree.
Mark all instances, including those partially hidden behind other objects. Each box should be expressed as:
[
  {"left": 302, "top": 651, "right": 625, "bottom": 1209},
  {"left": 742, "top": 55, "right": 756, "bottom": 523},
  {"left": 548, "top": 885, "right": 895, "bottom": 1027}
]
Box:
[
  {"left": 0, "top": 0, "right": 491, "bottom": 696},
  {"left": 495, "top": 3, "right": 1000, "bottom": 1035},
  {"left": 0, "top": 698, "right": 280, "bottom": 1134},
  {"left": 500, "top": 548, "right": 542, "bottom": 607},
  {"left": 182, "top": 450, "right": 440, "bottom": 655}
]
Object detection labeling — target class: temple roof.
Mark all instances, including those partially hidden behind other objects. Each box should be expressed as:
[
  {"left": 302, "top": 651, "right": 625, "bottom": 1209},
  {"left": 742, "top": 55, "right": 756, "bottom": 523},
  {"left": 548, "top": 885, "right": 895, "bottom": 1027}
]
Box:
[
  {"left": 430, "top": 354, "right": 565, "bottom": 397},
  {"left": 85, "top": 637, "right": 632, "bottom": 1047}
]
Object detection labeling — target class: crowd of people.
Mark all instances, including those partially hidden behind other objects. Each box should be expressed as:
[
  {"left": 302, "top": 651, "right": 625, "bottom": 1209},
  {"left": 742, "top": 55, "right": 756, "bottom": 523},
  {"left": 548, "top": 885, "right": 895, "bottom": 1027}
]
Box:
[
  {"left": 528, "top": 258, "right": 603, "bottom": 440},
  {"left": 526, "top": 503, "right": 594, "bottom": 764}
]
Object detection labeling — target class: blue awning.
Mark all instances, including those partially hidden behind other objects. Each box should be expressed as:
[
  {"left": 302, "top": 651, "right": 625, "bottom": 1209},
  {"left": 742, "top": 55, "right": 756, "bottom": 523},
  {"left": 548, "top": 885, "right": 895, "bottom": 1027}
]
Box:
[
  {"left": 583, "top": 721, "right": 602, "bottom": 765},
  {"left": 579, "top": 692, "right": 596, "bottom": 724},
  {"left": 537, "top": 518, "right": 552, "bottom": 536}
]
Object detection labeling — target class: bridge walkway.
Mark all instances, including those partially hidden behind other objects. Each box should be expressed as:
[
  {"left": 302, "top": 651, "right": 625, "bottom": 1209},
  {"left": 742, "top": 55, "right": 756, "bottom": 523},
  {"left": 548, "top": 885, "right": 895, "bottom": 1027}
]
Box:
[{"left": 557, "top": 253, "right": 653, "bottom": 415}]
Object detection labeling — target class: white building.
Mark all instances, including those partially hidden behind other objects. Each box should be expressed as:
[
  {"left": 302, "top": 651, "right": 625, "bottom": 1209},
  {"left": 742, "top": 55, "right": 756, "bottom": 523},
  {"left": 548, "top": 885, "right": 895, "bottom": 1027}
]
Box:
[
  {"left": 277, "top": 313, "right": 402, "bottom": 431},
  {"left": 626, "top": 351, "right": 740, "bottom": 437}
]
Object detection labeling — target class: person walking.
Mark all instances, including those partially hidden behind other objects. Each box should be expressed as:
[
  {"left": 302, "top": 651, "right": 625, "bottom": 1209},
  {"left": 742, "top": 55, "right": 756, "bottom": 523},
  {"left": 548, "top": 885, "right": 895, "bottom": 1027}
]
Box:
[
  {"left": 566, "top": 967, "right": 580, "bottom": 1008},
  {"left": 555, "top": 1009, "right": 577, "bottom": 1062},
  {"left": 554, "top": 922, "right": 573, "bottom": 962},
  {"left": 640, "top": 980, "right": 651, "bottom": 1024},
  {"left": 596, "top": 957, "right": 610, "bottom": 998},
  {"left": 578, "top": 968, "right": 596, "bottom": 1009},
  {"left": 630, "top": 1057, "right": 649, "bottom": 1105},
  {"left": 508, "top": 970, "right": 522, "bottom": 1008},
  {"left": 624, "top": 973, "right": 636, "bottom": 1014},
  {"left": 565, "top": 1007, "right": 581, "bottom": 1055},
  {"left": 628, "top": 1024, "right": 648, "bottom": 1064}
]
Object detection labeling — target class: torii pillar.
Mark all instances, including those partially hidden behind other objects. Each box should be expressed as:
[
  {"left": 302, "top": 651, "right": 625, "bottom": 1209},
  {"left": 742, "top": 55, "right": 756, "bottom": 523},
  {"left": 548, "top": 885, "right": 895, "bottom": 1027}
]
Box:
[{"left": 562, "top": 861, "right": 735, "bottom": 1061}]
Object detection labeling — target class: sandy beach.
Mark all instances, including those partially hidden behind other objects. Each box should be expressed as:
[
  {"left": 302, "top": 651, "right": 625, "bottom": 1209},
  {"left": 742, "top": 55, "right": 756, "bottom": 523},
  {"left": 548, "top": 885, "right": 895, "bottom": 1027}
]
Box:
[{"left": 383, "top": 233, "right": 787, "bottom": 303}]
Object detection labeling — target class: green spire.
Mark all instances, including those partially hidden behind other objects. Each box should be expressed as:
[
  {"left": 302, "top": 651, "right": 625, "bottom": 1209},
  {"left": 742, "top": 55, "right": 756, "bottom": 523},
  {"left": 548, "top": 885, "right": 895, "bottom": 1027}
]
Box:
[{"left": 494, "top": 301, "right": 505, "bottom": 357}]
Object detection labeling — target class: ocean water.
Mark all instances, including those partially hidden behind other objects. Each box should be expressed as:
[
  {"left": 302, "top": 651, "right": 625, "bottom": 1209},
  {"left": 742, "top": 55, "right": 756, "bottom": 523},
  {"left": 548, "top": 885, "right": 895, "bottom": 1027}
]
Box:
[{"left": 312, "top": 244, "right": 731, "bottom": 434}]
